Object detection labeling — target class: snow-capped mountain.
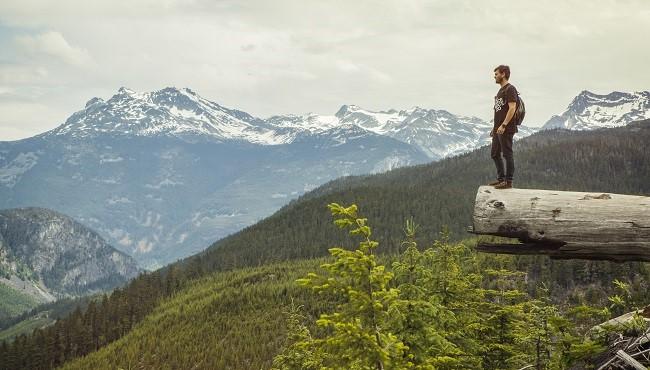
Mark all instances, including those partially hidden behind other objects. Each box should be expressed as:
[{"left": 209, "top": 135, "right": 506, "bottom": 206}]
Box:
[
  {"left": 48, "top": 87, "right": 286, "bottom": 144},
  {"left": 264, "top": 112, "right": 342, "bottom": 142},
  {"left": 1, "top": 87, "right": 440, "bottom": 269},
  {"left": 335, "top": 104, "right": 496, "bottom": 159},
  {"left": 267, "top": 103, "right": 538, "bottom": 160},
  {"left": 541, "top": 90, "right": 650, "bottom": 130},
  {"left": 0, "top": 86, "right": 542, "bottom": 268},
  {"left": 47, "top": 86, "right": 537, "bottom": 159}
]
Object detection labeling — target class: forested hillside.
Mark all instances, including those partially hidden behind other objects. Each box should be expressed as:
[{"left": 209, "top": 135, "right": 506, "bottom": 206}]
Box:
[
  {"left": 183, "top": 120, "right": 650, "bottom": 272},
  {"left": 1, "top": 121, "right": 649, "bottom": 369},
  {"left": 37, "top": 206, "right": 650, "bottom": 369},
  {"left": 0, "top": 296, "right": 94, "bottom": 343}
]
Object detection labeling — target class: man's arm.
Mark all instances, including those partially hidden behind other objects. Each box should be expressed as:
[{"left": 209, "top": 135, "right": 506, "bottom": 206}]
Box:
[{"left": 496, "top": 101, "right": 517, "bottom": 134}]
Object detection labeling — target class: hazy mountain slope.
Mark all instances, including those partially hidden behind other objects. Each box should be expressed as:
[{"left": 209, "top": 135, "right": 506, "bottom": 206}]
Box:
[
  {"left": 0, "top": 207, "right": 141, "bottom": 303},
  {"left": 0, "top": 88, "right": 432, "bottom": 268}
]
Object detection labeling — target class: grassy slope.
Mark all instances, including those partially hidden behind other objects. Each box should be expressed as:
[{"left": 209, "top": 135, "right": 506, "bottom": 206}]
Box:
[
  {"left": 0, "top": 283, "right": 39, "bottom": 321},
  {"left": 0, "top": 315, "right": 52, "bottom": 343},
  {"left": 0, "top": 295, "right": 93, "bottom": 345},
  {"left": 59, "top": 256, "right": 330, "bottom": 370}
]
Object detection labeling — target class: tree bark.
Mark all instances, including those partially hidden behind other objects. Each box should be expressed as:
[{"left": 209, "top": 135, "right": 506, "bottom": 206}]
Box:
[{"left": 468, "top": 186, "right": 650, "bottom": 262}]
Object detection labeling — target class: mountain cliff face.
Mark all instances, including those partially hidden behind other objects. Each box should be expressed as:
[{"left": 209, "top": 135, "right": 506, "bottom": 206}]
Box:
[
  {"left": 541, "top": 90, "right": 650, "bottom": 130},
  {"left": 0, "top": 207, "right": 141, "bottom": 302}
]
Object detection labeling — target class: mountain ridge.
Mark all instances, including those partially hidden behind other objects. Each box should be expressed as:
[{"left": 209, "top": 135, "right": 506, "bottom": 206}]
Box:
[{"left": 39, "top": 86, "right": 537, "bottom": 158}]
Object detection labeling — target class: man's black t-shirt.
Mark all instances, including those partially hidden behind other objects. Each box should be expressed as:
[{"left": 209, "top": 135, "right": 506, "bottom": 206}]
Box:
[{"left": 493, "top": 83, "right": 518, "bottom": 134}]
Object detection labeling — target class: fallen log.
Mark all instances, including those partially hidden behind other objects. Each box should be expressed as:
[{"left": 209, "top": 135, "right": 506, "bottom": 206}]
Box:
[
  {"left": 590, "top": 306, "right": 650, "bottom": 370},
  {"left": 468, "top": 186, "right": 650, "bottom": 262}
]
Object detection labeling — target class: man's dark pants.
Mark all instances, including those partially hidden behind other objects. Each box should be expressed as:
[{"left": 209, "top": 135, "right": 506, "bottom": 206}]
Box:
[{"left": 490, "top": 131, "right": 514, "bottom": 182}]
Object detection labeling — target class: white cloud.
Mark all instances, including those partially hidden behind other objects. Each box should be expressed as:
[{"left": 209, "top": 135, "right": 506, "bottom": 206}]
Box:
[
  {"left": 0, "top": 64, "right": 48, "bottom": 85},
  {"left": 14, "top": 31, "right": 93, "bottom": 67},
  {"left": 0, "top": 0, "right": 649, "bottom": 140},
  {"left": 336, "top": 60, "right": 361, "bottom": 73}
]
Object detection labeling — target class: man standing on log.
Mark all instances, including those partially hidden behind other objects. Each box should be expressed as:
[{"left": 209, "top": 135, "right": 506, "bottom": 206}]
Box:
[{"left": 488, "top": 64, "right": 518, "bottom": 189}]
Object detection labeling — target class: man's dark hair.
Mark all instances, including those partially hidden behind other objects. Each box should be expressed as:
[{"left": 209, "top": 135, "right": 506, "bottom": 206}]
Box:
[{"left": 494, "top": 65, "right": 510, "bottom": 79}]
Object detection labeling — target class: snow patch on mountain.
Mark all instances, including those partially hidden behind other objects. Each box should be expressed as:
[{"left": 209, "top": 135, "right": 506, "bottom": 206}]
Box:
[
  {"left": 0, "top": 152, "right": 39, "bottom": 187},
  {"left": 371, "top": 153, "right": 414, "bottom": 173},
  {"left": 99, "top": 154, "right": 124, "bottom": 164},
  {"left": 107, "top": 196, "right": 133, "bottom": 205}
]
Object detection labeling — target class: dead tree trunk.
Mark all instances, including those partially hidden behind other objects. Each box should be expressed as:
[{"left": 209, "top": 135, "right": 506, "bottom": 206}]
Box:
[{"left": 468, "top": 186, "right": 650, "bottom": 262}]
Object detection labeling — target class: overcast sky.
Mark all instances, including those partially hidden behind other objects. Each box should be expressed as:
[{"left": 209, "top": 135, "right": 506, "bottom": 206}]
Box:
[{"left": 1, "top": 0, "right": 649, "bottom": 141}]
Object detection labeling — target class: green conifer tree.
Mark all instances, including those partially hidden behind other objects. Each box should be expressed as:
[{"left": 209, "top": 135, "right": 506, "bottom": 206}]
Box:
[{"left": 291, "top": 202, "right": 411, "bottom": 369}]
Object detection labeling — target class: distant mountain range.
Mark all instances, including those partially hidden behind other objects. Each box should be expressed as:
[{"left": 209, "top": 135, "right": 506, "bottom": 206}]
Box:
[
  {"left": 44, "top": 86, "right": 538, "bottom": 158},
  {"left": 0, "top": 87, "right": 647, "bottom": 268},
  {"left": 0, "top": 207, "right": 140, "bottom": 305},
  {"left": 541, "top": 90, "right": 650, "bottom": 130},
  {"left": 333, "top": 104, "right": 538, "bottom": 159}
]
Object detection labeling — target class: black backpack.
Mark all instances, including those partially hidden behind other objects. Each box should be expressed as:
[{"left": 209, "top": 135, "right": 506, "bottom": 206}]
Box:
[{"left": 508, "top": 84, "right": 526, "bottom": 125}]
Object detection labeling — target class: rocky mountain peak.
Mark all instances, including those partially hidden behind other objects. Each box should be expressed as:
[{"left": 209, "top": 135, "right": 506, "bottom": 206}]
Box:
[
  {"left": 334, "top": 104, "right": 362, "bottom": 119},
  {"left": 543, "top": 89, "right": 650, "bottom": 130}
]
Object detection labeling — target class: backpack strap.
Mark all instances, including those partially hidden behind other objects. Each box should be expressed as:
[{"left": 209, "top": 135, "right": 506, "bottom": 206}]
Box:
[
  {"left": 506, "top": 84, "right": 520, "bottom": 105},
  {"left": 506, "top": 83, "right": 518, "bottom": 98}
]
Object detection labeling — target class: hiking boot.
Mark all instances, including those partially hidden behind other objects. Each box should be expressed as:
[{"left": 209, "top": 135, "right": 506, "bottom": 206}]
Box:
[
  {"left": 488, "top": 179, "right": 503, "bottom": 186},
  {"left": 494, "top": 180, "right": 513, "bottom": 189}
]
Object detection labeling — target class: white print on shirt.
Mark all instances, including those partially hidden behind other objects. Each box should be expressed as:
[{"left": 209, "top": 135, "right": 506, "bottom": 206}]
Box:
[{"left": 494, "top": 96, "right": 505, "bottom": 112}]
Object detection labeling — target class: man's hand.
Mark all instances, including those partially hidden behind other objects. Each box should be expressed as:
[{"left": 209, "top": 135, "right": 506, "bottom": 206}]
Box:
[
  {"left": 496, "top": 101, "right": 517, "bottom": 135},
  {"left": 489, "top": 128, "right": 494, "bottom": 137}
]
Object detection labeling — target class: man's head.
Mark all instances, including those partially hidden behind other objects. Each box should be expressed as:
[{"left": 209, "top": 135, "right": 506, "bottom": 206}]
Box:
[{"left": 494, "top": 65, "right": 510, "bottom": 84}]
